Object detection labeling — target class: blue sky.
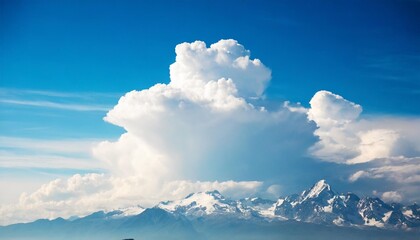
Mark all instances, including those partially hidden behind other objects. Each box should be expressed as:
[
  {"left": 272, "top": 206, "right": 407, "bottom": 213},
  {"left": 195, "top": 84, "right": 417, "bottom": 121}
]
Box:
[
  {"left": 1, "top": 0, "right": 419, "bottom": 139},
  {"left": 1, "top": 0, "right": 420, "bottom": 224},
  {"left": 2, "top": 0, "right": 420, "bottom": 113}
]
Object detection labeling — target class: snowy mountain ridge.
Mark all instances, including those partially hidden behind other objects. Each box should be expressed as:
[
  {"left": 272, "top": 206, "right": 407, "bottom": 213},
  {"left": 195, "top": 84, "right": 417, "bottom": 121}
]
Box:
[
  {"left": 155, "top": 180, "right": 419, "bottom": 230},
  {"left": 1, "top": 179, "right": 419, "bottom": 237}
]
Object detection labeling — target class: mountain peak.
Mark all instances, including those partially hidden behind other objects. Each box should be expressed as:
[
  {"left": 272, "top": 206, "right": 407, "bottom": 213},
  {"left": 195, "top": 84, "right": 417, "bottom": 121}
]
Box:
[
  {"left": 301, "top": 179, "right": 333, "bottom": 201},
  {"left": 157, "top": 190, "right": 236, "bottom": 216},
  {"left": 184, "top": 190, "right": 223, "bottom": 200},
  {"left": 312, "top": 179, "right": 331, "bottom": 191},
  {"left": 315, "top": 179, "right": 329, "bottom": 186}
]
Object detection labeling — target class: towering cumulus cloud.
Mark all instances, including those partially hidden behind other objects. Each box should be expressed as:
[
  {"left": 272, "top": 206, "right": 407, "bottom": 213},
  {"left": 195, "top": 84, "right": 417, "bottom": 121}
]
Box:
[
  {"left": 1, "top": 39, "right": 419, "bottom": 225},
  {"left": 0, "top": 40, "right": 316, "bottom": 225},
  {"left": 95, "top": 39, "right": 315, "bottom": 181}
]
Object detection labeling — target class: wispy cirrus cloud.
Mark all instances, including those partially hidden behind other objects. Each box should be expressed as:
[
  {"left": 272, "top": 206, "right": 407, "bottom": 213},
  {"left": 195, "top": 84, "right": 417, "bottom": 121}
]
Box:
[
  {"left": 0, "top": 99, "right": 111, "bottom": 112},
  {"left": 0, "top": 153, "right": 102, "bottom": 170},
  {"left": 0, "top": 136, "right": 100, "bottom": 156},
  {"left": 0, "top": 136, "right": 106, "bottom": 170},
  {"left": 0, "top": 88, "right": 120, "bottom": 112},
  {"left": 0, "top": 87, "right": 122, "bottom": 99}
]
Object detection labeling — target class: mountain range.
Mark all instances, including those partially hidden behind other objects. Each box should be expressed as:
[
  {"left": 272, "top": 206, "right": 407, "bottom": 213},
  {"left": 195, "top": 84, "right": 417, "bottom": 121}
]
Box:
[{"left": 1, "top": 180, "right": 419, "bottom": 240}]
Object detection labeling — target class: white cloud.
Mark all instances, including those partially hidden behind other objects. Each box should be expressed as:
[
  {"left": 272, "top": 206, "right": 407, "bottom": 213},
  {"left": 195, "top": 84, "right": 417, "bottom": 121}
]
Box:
[
  {"left": 266, "top": 184, "right": 282, "bottom": 198},
  {"left": 283, "top": 101, "right": 307, "bottom": 114},
  {"left": 349, "top": 157, "right": 420, "bottom": 184},
  {"left": 308, "top": 90, "right": 362, "bottom": 127},
  {"left": 308, "top": 91, "right": 420, "bottom": 201},
  {"left": 348, "top": 129, "right": 399, "bottom": 164},
  {"left": 0, "top": 87, "right": 120, "bottom": 99},
  {"left": 97, "top": 39, "right": 315, "bottom": 182},
  {"left": 170, "top": 39, "right": 271, "bottom": 98},
  {"left": 347, "top": 157, "right": 420, "bottom": 202},
  {"left": 348, "top": 170, "right": 367, "bottom": 182},
  {"left": 308, "top": 90, "right": 420, "bottom": 164},
  {"left": 0, "top": 137, "right": 104, "bottom": 169},
  {"left": 381, "top": 191, "right": 403, "bottom": 203},
  {"left": 307, "top": 90, "right": 362, "bottom": 163},
  {"left": 3, "top": 39, "right": 420, "bottom": 226},
  {"left": 0, "top": 136, "right": 98, "bottom": 155},
  {"left": 0, "top": 99, "right": 111, "bottom": 111},
  {"left": 0, "top": 153, "right": 99, "bottom": 170},
  {"left": 0, "top": 39, "right": 315, "bottom": 225},
  {"left": 0, "top": 173, "right": 262, "bottom": 225},
  {"left": 0, "top": 87, "right": 119, "bottom": 112}
]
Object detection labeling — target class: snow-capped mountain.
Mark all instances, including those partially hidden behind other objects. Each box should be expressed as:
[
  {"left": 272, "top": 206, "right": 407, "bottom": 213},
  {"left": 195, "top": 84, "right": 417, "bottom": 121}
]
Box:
[
  {"left": 73, "top": 205, "right": 145, "bottom": 222},
  {"left": 106, "top": 205, "right": 145, "bottom": 218},
  {"left": 271, "top": 180, "right": 420, "bottom": 229},
  {"left": 238, "top": 197, "right": 277, "bottom": 219},
  {"left": 157, "top": 190, "right": 242, "bottom": 218},
  {"left": 155, "top": 180, "right": 420, "bottom": 230},
  {"left": 1, "top": 180, "right": 419, "bottom": 240},
  {"left": 158, "top": 190, "right": 282, "bottom": 220}
]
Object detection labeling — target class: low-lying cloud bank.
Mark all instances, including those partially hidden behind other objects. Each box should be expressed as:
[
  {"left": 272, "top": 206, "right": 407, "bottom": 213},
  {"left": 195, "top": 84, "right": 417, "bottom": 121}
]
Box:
[
  {"left": 1, "top": 173, "right": 261, "bottom": 225},
  {"left": 1, "top": 39, "right": 419, "bottom": 225}
]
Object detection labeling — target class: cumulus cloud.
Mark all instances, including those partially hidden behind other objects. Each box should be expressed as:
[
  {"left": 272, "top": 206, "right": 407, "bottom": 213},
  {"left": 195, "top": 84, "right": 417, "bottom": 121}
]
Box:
[
  {"left": 3, "top": 39, "right": 420, "bottom": 225},
  {"left": 308, "top": 90, "right": 419, "bottom": 164},
  {"left": 0, "top": 173, "right": 262, "bottom": 225},
  {"left": 170, "top": 40, "right": 271, "bottom": 98},
  {"left": 381, "top": 191, "right": 403, "bottom": 203},
  {"left": 308, "top": 90, "right": 363, "bottom": 163},
  {"left": 0, "top": 39, "right": 316, "bottom": 225},
  {"left": 96, "top": 39, "right": 316, "bottom": 182},
  {"left": 308, "top": 91, "right": 420, "bottom": 201},
  {"left": 308, "top": 90, "right": 362, "bottom": 126}
]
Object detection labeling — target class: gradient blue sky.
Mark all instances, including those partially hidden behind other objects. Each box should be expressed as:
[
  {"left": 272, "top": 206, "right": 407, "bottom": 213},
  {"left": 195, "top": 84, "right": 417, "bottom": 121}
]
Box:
[
  {"left": 0, "top": 0, "right": 418, "bottom": 141},
  {"left": 1, "top": 0, "right": 420, "bottom": 222}
]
